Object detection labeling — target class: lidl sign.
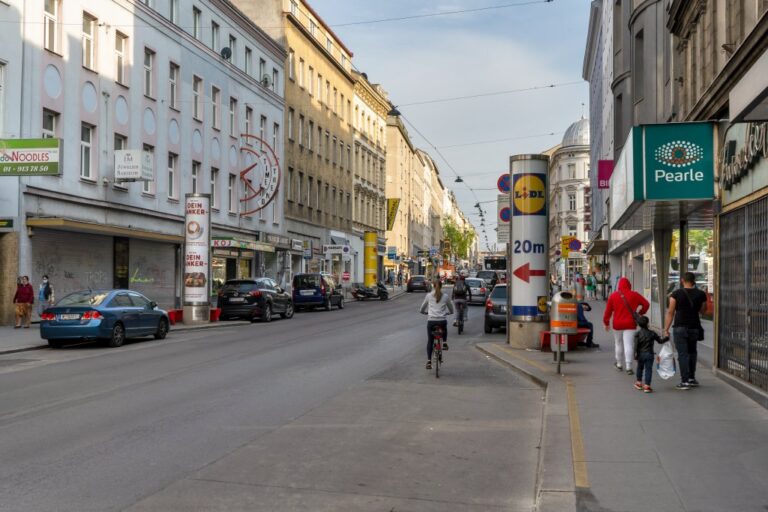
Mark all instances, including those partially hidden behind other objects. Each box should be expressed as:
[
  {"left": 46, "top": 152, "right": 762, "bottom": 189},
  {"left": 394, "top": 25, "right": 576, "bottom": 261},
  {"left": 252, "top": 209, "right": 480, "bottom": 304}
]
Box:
[
  {"left": 512, "top": 173, "right": 547, "bottom": 216},
  {"left": 0, "top": 139, "right": 61, "bottom": 176},
  {"left": 643, "top": 123, "right": 714, "bottom": 200}
]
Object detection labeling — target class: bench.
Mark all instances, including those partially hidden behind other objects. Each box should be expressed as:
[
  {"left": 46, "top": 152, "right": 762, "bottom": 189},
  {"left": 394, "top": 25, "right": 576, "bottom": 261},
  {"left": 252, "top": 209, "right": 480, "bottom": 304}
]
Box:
[{"left": 539, "top": 327, "right": 592, "bottom": 351}]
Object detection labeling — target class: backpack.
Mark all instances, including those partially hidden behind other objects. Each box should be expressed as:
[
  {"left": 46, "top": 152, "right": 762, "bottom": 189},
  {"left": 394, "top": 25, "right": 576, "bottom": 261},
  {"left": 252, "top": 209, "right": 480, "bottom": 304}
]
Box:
[{"left": 454, "top": 279, "right": 467, "bottom": 297}]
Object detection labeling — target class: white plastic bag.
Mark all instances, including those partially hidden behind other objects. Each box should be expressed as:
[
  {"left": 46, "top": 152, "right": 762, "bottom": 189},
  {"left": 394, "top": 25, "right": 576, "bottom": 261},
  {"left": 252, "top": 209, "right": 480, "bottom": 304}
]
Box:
[{"left": 656, "top": 343, "right": 676, "bottom": 380}]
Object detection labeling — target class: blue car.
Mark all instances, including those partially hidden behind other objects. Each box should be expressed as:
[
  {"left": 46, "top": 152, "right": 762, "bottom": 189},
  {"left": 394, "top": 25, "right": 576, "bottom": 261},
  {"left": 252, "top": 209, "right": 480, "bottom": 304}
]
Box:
[
  {"left": 40, "top": 289, "right": 170, "bottom": 348},
  {"left": 292, "top": 273, "right": 345, "bottom": 311}
]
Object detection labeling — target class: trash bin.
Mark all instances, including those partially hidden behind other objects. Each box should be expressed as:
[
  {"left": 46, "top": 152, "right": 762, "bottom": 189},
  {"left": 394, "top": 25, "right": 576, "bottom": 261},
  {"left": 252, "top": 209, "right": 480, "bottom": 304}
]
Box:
[{"left": 550, "top": 292, "right": 578, "bottom": 353}]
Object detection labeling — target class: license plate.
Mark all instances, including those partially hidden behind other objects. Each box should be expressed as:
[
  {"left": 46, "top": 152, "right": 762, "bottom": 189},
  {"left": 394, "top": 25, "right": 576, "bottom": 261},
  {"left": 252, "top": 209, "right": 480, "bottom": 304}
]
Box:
[
  {"left": 499, "top": 306, "right": 506, "bottom": 312},
  {"left": 300, "top": 290, "right": 315, "bottom": 296},
  {"left": 59, "top": 314, "right": 81, "bottom": 320},
  {"left": 229, "top": 297, "right": 245, "bottom": 303}
]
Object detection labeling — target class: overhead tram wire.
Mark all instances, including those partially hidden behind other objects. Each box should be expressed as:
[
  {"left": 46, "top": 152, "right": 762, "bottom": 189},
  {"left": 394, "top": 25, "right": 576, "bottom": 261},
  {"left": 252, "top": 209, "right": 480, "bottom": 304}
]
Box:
[{"left": 399, "top": 82, "right": 581, "bottom": 108}]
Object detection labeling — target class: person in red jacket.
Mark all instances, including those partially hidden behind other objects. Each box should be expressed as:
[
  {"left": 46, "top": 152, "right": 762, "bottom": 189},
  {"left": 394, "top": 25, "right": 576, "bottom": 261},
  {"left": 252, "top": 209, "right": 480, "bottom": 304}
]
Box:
[
  {"left": 604, "top": 277, "right": 649, "bottom": 374},
  {"left": 13, "top": 275, "right": 35, "bottom": 328}
]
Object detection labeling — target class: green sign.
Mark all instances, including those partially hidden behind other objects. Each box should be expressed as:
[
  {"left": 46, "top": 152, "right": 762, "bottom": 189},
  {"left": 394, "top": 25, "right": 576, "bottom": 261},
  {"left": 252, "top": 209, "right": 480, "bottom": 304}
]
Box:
[
  {"left": 643, "top": 123, "right": 714, "bottom": 200},
  {"left": 0, "top": 138, "right": 61, "bottom": 176},
  {"left": 0, "top": 219, "right": 13, "bottom": 228}
]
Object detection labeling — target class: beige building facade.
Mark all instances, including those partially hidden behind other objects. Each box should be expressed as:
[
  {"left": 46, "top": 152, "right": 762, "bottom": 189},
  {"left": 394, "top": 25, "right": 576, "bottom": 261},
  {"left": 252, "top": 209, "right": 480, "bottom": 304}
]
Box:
[{"left": 385, "top": 113, "right": 417, "bottom": 271}]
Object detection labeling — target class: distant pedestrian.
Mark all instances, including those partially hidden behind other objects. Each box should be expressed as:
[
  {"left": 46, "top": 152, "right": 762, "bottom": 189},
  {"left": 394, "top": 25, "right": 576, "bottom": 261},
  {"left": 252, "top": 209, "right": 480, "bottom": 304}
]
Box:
[
  {"left": 604, "top": 277, "right": 649, "bottom": 374},
  {"left": 13, "top": 275, "right": 34, "bottom": 329},
  {"left": 586, "top": 272, "right": 597, "bottom": 299},
  {"left": 663, "top": 272, "right": 707, "bottom": 390},
  {"left": 38, "top": 275, "right": 55, "bottom": 316},
  {"left": 397, "top": 270, "right": 403, "bottom": 288},
  {"left": 633, "top": 316, "right": 667, "bottom": 393}
]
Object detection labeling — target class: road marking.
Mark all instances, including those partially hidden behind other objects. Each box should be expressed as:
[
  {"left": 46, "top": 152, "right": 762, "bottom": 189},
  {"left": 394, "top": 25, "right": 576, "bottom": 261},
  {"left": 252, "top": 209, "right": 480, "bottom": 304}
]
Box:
[{"left": 566, "top": 378, "right": 589, "bottom": 488}]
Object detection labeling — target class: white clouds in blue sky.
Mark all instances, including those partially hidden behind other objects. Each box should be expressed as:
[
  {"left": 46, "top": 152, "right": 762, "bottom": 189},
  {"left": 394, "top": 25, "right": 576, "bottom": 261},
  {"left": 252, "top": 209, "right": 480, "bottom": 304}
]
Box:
[{"left": 311, "top": 0, "right": 590, "bottom": 238}]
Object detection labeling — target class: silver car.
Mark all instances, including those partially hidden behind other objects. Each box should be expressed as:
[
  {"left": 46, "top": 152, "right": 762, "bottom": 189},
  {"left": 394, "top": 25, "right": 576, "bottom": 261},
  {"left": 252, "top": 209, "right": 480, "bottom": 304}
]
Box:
[{"left": 465, "top": 278, "right": 488, "bottom": 305}]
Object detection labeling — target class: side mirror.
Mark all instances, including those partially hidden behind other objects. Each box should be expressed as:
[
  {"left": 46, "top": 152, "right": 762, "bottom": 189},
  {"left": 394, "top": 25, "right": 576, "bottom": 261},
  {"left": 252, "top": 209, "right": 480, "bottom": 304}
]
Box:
[
  {"left": 276, "top": 287, "right": 283, "bottom": 294},
  {"left": 149, "top": 301, "right": 157, "bottom": 309}
]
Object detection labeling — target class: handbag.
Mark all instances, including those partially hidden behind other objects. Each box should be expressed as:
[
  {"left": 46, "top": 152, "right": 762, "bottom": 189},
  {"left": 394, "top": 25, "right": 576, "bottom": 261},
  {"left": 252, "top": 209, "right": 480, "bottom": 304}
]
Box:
[
  {"left": 619, "top": 291, "right": 643, "bottom": 324},
  {"left": 681, "top": 289, "right": 705, "bottom": 341}
]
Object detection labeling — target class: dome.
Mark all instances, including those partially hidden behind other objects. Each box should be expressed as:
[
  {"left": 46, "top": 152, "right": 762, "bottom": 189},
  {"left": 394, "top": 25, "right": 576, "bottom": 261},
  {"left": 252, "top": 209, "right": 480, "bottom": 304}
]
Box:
[{"left": 561, "top": 117, "right": 590, "bottom": 147}]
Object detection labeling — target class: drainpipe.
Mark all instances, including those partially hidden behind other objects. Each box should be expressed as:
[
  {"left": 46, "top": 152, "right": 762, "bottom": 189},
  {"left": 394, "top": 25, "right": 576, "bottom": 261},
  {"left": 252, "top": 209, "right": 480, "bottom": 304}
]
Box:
[{"left": 17, "top": 0, "right": 27, "bottom": 277}]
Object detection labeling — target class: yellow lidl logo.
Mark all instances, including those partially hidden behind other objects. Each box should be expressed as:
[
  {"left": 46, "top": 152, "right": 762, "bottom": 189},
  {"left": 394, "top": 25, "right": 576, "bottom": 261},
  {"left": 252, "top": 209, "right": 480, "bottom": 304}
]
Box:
[{"left": 513, "top": 174, "right": 546, "bottom": 216}]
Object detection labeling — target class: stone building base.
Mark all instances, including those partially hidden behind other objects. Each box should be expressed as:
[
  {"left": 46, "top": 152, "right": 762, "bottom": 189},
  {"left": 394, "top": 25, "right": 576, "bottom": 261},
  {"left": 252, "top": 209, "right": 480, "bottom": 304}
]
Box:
[{"left": 0, "top": 232, "right": 19, "bottom": 326}]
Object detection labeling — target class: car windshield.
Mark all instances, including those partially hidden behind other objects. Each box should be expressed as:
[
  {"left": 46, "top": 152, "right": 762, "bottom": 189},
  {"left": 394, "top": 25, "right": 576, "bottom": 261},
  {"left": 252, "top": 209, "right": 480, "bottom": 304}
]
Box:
[
  {"left": 490, "top": 286, "right": 507, "bottom": 299},
  {"left": 477, "top": 271, "right": 495, "bottom": 280},
  {"left": 412, "top": 276, "right": 425, "bottom": 282},
  {"left": 295, "top": 275, "right": 321, "bottom": 289},
  {"left": 466, "top": 279, "right": 483, "bottom": 287},
  {"left": 222, "top": 281, "right": 258, "bottom": 293},
  {"left": 56, "top": 291, "right": 110, "bottom": 307}
]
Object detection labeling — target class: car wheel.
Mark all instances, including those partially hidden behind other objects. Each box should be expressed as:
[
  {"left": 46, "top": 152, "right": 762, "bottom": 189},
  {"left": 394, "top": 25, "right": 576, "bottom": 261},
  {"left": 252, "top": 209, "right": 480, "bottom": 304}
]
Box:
[
  {"left": 107, "top": 323, "right": 126, "bottom": 347},
  {"left": 484, "top": 320, "right": 493, "bottom": 334},
  {"left": 324, "top": 297, "right": 332, "bottom": 311},
  {"left": 281, "top": 302, "right": 295, "bottom": 319},
  {"left": 338, "top": 297, "right": 345, "bottom": 309},
  {"left": 154, "top": 318, "right": 169, "bottom": 340},
  {"left": 262, "top": 304, "right": 272, "bottom": 322},
  {"left": 48, "top": 339, "right": 63, "bottom": 349}
]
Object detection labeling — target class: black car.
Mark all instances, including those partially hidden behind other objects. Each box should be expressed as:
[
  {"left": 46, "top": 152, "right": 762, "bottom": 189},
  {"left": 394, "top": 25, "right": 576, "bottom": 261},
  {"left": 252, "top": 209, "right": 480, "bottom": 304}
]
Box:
[
  {"left": 406, "top": 275, "right": 431, "bottom": 293},
  {"left": 484, "top": 284, "right": 507, "bottom": 333},
  {"left": 218, "top": 278, "right": 294, "bottom": 322},
  {"left": 292, "top": 273, "right": 345, "bottom": 311}
]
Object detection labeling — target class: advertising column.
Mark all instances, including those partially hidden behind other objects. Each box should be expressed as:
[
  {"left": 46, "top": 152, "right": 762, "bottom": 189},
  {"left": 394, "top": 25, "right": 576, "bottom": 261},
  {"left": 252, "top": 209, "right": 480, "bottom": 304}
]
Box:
[
  {"left": 183, "top": 194, "right": 211, "bottom": 324},
  {"left": 364, "top": 231, "right": 378, "bottom": 288},
  {"left": 508, "top": 154, "right": 549, "bottom": 349}
]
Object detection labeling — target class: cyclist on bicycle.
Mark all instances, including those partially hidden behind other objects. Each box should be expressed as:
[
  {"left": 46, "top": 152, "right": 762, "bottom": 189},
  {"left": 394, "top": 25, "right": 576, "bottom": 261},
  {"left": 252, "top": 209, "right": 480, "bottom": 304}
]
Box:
[
  {"left": 419, "top": 279, "right": 454, "bottom": 370},
  {"left": 452, "top": 270, "right": 471, "bottom": 327}
]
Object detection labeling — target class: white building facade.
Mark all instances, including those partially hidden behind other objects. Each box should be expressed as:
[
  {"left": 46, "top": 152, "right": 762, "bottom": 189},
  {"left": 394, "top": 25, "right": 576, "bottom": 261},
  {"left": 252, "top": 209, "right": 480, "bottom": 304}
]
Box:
[{"left": 0, "top": 0, "right": 285, "bottom": 323}]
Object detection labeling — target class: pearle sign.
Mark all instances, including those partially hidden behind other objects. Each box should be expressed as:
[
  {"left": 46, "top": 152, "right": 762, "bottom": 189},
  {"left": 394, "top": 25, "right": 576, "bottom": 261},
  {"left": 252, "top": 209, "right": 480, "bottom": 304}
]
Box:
[{"left": 184, "top": 194, "right": 211, "bottom": 305}]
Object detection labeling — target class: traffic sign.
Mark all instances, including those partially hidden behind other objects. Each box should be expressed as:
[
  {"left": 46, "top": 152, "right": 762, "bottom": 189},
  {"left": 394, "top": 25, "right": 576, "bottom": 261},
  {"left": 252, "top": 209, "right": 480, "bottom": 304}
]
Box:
[
  {"left": 513, "top": 262, "right": 546, "bottom": 283},
  {"left": 342, "top": 271, "right": 351, "bottom": 282},
  {"left": 497, "top": 173, "right": 511, "bottom": 193},
  {"left": 499, "top": 207, "right": 511, "bottom": 222},
  {"left": 568, "top": 239, "right": 582, "bottom": 251}
]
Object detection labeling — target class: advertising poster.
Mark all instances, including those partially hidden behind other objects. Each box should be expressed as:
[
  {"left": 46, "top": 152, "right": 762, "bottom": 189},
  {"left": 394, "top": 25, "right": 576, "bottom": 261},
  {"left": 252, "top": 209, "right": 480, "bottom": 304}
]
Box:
[{"left": 184, "top": 194, "right": 211, "bottom": 305}]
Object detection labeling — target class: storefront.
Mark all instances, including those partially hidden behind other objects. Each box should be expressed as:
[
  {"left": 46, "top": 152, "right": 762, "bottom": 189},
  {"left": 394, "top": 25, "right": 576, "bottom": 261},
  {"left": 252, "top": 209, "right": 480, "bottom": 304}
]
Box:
[
  {"left": 211, "top": 237, "right": 272, "bottom": 295},
  {"left": 264, "top": 233, "right": 292, "bottom": 288}
]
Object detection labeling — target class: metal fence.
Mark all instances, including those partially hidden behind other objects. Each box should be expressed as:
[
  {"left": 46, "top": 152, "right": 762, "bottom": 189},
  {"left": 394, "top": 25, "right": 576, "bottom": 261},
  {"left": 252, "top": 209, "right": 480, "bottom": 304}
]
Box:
[{"left": 719, "top": 196, "right": 768, "bottom": 392}]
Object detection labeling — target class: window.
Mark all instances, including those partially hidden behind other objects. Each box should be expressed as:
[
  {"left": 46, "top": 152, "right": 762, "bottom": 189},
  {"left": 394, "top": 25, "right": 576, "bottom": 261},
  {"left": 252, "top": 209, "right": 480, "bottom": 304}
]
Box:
[
  {"left": 332, "top": 136, "right": 337, "bottom": 165},
  {"left": 228, "top": 174, "right": 237, "bottom": 213},
  {"left": 210, "top": 167, "right": 219, "bottom": 209},
  {"left": 192, "top": 161, "right": 200, "bottom": 194},
  {"left": 317, "top": 74, "right": 323, "bottom": 102},
  {"left": 142, "top": 145, "right": 154, "bottom": 194},
  {"left": 82, "top": 13, "right": 96, "bottom": 70},
  {"left": 308, "top": 66, "right": 314, "bottom": 95},
  {"left": 143, "top": 48, "right": 154, "bottom": 97},
  {"left": 326, "top": 37, "right": 333, "bottom": 53},
  {"left": 340, "top": 94, "right": 344, "bottom": 118},
  {"left": 115, "top": 32, "right": 127, "bottom": 84},
  {"left": 229, "top": 97, "right": 237, "bottom": 135},
  {"left": 568, "top": 193, "right": 576, "bottom": 211},
  {"left": 333, "top": 88, "right": 337, "bottom": 113},
  {"left": 317, "top": 126, "right": 323, "bottom": 158},
  {"left": 167, "top": 153, "right": 178, "bottom": 199},
  {"left": 211, "top": 21, "right": 220, "bottom": 51},
  {"left": 288, "top": 49, "right": 295, "bottom": 80},
  {"left": 290, "top": 0, "right": 298, "bottom": 16},
  {"left": 325, "top": 132, "right": 330, "bottom": 161},
  {"left": 633, "top": 30, "right": 644, "bottom": 102},
  {"left": 259, "top": 58, "right": 266, "bottom": 82},
  {"left": 228, "top": 35, "right": 237, "bottom": 63},
  {"left": 316, "top": 180, "right": 321, "bottom": 210},
  {"left": 310, "top": 20, "right": 317, "bottom": 36},
  {"left": 341, "top": 54, "right": 347, "bottom": 69},
  {"left": 42, "top": 109, "right": 58, "bottom": 138},
  {"left": 299, "top": 58, "right": 305, "bottom": 88},
  {"left": 273, "top": 123, "right": 279, "bottom": 152},
  {"left": 169, "top": 63, "right": 179, "bottom": 109},
  {"left": 308, "top": 121, "right": 314, "bottom": 151},
  {"left": 298, "top": 115, "right": 304, "bottom": 146},
  {"left": 193, "top": 76, "right": 202, "bottom": 120},
  {"left": 307, "top": 177, "right": 313, "bottom": 208},
  {"left": 347, "top": 100, "right": 352, "bottom": 124},
  {"left": 80, "top": 123, "right": 94, "bottom": 180},
  {"left": 245, "top": 107, "right": 253, "bottom": 141},
  {"left": 193, "top": 7, "right": 202, "bottom": 39},
  {"left": 113, "top": 134, "right": 127, "bottom": 188},
  {"left": 44, "top": 0, "right": 59, "bottom": 52},
  {"left": 287, "top": 167, "right": 294, "bottom": 201},
  {"left": 325, "top": 80, "right": 330, "bottom": 106},
  {"left": 260, "top": 115, "right": 267, "bottom": 148},
  {"left": 211, "top": 86, "right": 220, "bottom": 129},
  {"left": 287, "top": 108, "right": 294, "bottom": 140},
  {"left": 568, "top": 163, "right": 576, "bottom": 179},
  {"left": 245, "top": 47, "right": 252, "bottom": 75},
  {"left": 568, "top": 225, "right": 577, "bottom": 237},
  {"left": 169, "top": 0, "right": 179, "bottom": 24},
  {"left": 272, "top": 68, "right": 278, "bottom": 92},
  {"left": 298, "top": 172, "right": 304, "bottom": 204}
]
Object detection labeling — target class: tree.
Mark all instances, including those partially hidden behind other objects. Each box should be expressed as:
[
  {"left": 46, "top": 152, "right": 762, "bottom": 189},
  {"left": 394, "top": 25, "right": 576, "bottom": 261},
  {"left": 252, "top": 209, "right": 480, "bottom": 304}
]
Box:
[{"left": 442, "top": 217, "right": 475, "bottom": 260}]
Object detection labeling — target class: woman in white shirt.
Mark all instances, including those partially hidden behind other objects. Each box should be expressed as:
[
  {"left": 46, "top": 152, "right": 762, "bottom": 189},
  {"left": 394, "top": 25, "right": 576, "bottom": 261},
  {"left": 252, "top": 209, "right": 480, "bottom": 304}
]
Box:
[{"left": 419, "top": 280, "right": 454, "bottom": 369}]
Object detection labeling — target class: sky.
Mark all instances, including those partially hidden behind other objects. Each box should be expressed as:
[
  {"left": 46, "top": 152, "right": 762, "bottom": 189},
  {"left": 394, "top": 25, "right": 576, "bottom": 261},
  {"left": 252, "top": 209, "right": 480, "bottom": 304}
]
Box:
[{"left": 309, "top": 0, "right": 591, "bottom": 251}]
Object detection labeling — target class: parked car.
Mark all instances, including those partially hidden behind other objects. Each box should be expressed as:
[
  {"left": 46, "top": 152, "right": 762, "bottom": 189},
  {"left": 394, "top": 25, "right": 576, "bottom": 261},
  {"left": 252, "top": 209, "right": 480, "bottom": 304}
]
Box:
[
  {"left": 39, "top": 289, "right": 169, "bottom": 348},
  {"left": 465, "top": 278, "right": 489, "bottom": 305},
  {"left": 476, "top": 270, "right": 501, "bottom": 288},
  {"left": 406, "top": 275, "right": 431, "bottom": 293},
  {"left": 292, "top": 273, "right": 345, "bottom": 311},
  {"left": 484, "top": 284, "right": 507, "bottom": 333},
  {"left": 218, "top": 278, "right": 294, "bottom": 322}
]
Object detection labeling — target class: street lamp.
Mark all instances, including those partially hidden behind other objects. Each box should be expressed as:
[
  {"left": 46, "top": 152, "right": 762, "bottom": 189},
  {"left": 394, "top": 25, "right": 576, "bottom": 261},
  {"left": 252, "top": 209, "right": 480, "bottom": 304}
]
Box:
[{"left": 388, "top": 106, "right": 401, "bottom": 116}]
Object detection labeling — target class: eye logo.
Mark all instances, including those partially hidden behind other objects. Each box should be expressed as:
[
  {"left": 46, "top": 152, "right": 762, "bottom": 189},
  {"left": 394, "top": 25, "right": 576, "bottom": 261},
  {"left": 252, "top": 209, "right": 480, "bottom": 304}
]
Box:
[{"left": 655, "top": 141, "right": 704, "bottom": 168}]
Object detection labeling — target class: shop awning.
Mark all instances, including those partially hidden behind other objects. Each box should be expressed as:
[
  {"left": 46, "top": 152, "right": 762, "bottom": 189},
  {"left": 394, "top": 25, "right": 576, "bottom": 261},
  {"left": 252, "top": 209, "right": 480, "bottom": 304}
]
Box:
[
  {"left": 610, "top": 123, "right": 716, "bottom": 231},
  {"left": 585, "top": 239, "right": 609, "bottom": 255},
  {"left": 26, "top": 217, "right": 183, "bottom": 243}
]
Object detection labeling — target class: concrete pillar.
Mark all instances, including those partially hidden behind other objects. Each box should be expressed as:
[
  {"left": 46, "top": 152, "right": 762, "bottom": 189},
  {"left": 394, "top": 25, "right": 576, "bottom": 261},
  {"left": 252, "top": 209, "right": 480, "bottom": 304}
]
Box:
[{"left": 653, "top": 228, "right": 673, "bottom": 328}]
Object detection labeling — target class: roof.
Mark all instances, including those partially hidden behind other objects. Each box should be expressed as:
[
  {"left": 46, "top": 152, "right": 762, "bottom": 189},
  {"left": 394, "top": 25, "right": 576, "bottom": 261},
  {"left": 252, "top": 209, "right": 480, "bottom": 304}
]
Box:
[{"left": 562, "top": 118, "right": 590, "bottom": 147}]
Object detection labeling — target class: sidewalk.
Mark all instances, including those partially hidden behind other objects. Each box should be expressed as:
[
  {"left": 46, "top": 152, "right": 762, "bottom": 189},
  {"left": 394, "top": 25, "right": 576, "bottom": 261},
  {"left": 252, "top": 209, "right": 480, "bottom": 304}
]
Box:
[{"left": 478, "top": 299, "right": 768, "bottom": 512}]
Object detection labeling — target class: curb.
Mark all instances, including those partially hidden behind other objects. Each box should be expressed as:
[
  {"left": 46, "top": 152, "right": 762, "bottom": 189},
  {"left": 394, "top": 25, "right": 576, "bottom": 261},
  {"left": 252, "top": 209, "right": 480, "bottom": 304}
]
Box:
[{"left": 476, "top": 343, "right": 579, "bottom": 512}]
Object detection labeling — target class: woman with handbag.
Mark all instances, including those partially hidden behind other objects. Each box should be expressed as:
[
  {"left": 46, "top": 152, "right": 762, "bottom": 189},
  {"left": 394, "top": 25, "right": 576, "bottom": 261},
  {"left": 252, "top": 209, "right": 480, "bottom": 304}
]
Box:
[{"left": 603, "top": 277, "right": 650, "bottom": 374}]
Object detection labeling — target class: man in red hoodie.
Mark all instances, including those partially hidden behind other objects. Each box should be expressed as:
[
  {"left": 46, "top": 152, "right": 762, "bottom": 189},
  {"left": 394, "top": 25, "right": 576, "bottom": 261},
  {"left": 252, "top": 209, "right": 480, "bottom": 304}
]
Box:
[
  {"left": 604, "top": 277, "right": 650, "bottom": 374},
  {"left": 13, "top": 275, "right": 35, "bottom": 328}
]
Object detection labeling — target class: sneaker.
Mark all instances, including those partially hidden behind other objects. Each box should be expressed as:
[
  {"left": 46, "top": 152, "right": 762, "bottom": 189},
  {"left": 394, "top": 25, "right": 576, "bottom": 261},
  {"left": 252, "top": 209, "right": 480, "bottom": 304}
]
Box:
[
  {"left": 442, "top": 343, "right": 449, "bottom": 351},
  {"left": 634, "top": 381, "right": 643, "bottom": 390},
  {"left": 687, "top": 379, "right": 699, "bottom": 387},
  {"left": 615, "top": 363, "right": 623, "bottom": 371},
  {"left": 452, "top": 321, "right": 458, "bottom": 327},
  {"left": 626, "top": 369, "right": 634, "bottom": 375},
  {"left": 425, "top": 361, "right": 432, "bottom": 370},
  {"left": 586, "top": 343, "right": 600, "bottom": 348},
  {"left": 675, "top": 382, "right": 691, "bottom": 390},
  {"left": 643, "top": 385, "right": 653, "bottom": 393}
]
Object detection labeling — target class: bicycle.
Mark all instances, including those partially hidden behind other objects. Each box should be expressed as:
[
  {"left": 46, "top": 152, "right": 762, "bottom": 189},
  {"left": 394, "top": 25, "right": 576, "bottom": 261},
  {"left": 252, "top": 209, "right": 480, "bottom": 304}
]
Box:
[
  {"left": 455, "top": 301, "right": 466, "bottom": 335},
  {"left": 430, "top": 324, "right": 444, "bottom": 378}
]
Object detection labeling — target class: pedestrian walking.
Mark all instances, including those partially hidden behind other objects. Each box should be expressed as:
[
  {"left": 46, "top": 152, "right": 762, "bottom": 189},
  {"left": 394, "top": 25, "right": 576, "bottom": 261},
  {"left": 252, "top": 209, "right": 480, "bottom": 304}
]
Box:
[
  {"left": 633, "top": 316, "right": 667, "bottom": 393},
  {"left": 604, "top": 277, "right": 649, "bottom": 374},
  {"left": 37, "top": 275, "right": 55, "bottom": 316},
  {"left": 397, "top": 270, "right": 403, "bottom": 288},
  {"left": 586, "top": 272, "right": 597, "bottom": 299},
  {"left": 13, "top": 275, "right": 35, "bottom": 328},
  {"left": 663, "top": 272, "right": 707, "bottom": 390}
]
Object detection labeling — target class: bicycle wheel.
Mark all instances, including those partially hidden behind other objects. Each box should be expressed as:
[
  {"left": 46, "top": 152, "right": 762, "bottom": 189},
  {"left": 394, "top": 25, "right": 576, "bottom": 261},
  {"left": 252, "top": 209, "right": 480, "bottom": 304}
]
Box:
[
  {"left": 434, "top": 343, "right": 441, "bottom": 378},
  {"left": 458, "top": 319, "right": 463, "bottom": 335}
]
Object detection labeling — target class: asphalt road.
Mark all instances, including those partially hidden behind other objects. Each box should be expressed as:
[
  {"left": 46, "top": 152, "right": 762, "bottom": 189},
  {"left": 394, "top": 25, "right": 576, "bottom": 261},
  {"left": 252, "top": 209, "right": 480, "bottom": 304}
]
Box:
[{"left": 0, "top": 292, "right": 544, "bottom": 512}]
